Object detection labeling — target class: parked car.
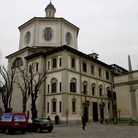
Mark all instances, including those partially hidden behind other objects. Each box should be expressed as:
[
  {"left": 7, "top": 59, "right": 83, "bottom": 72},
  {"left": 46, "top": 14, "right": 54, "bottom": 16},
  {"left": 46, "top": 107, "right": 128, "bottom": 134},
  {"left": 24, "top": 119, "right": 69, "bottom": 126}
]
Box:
[
  {"left": 0, "top": 113, "right": 28, "bottom": 134},
  {"left": 28, "top": 118, "right": 53, "bottom": 133}
]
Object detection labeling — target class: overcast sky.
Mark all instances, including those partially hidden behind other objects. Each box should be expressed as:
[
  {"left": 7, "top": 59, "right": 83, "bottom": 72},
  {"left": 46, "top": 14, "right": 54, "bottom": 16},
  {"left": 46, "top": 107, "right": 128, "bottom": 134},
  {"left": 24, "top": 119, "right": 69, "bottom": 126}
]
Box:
[{"left": 0, "top": 0, "right": 138, "bottom": 70}]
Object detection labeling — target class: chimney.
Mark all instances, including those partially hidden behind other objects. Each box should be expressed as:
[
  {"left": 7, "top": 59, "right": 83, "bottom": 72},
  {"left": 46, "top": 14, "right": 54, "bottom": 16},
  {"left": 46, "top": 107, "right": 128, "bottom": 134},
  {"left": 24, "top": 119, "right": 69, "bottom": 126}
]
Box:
[{"left": 88, "top": 53, "right": 99, "bottom": 59}]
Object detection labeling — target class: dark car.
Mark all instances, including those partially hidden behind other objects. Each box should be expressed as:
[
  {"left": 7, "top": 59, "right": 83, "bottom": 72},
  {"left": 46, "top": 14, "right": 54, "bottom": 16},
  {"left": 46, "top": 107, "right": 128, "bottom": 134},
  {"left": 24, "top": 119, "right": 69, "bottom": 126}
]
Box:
[{"left": 28, "top": 118, "right": 53, "bottom": 133}]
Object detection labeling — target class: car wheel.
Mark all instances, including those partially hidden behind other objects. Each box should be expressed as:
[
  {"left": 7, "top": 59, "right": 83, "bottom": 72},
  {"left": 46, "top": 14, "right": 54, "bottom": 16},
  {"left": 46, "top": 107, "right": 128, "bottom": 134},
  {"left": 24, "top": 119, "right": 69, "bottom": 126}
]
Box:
[
  {"left": 37, "top": 127, "right": 41, "bottom": 133},
  {"left": 48, "top": 129, "right": 52, "bottom": 132},
  {"left": 21, "top": 130, "right": 25, "bottom": 134},
  {"left": 5, "top": 128, "right": 10, "bottom": 134}
]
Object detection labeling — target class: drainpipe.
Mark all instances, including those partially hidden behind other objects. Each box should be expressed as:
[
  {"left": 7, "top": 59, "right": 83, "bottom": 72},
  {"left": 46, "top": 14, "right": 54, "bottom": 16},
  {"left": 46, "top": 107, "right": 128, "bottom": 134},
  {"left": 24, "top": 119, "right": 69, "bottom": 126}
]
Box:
[
  {"left": 61, "top": 21, "right": 63, "bottom": 46},
  {"left": 42, "top": 57, "right": 46, "bottom": 117},
  {"left": 33, "top": 19, "right": 36, "bottom": 46},
  {"left": 79, "top": 56, "right": 82, "bottom": 109}
]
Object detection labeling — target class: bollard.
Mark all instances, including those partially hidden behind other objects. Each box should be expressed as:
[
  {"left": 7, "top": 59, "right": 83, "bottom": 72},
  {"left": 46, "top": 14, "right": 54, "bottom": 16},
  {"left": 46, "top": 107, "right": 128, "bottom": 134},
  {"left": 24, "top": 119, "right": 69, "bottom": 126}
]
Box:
[
  {"left": 129, "top": 118, "right": 133, "bottom": 125},
  {"left": 105, "top": 119, "right": 108, "bottom": 124},
  {"left": 114, "top": 118, "right": 117, "bottom": 124},
  {"left": 100, "top": 119, "right": 103, "bottom": 124}
]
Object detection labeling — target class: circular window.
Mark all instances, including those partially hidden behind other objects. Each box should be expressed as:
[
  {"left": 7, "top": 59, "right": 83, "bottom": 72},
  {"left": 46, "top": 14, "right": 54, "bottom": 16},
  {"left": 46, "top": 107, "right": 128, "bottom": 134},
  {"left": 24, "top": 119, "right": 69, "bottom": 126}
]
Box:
[
  {"left": 44, "top": 29, "right": 52, "bottom": 41},
  {"left": 26, "top": 32, "right": 31, "bottom": 44},
  {"left": 66, "top": 33, "right": 71, "bottom": 45}
]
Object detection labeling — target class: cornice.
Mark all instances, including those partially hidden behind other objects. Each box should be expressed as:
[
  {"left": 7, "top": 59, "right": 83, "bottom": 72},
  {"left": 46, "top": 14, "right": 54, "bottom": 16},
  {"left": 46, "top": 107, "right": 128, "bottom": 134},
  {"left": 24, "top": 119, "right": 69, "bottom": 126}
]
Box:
[
  {"left": 6, "top": 47, "right": 33, "bottom": 59},
  {"left": 18, "top": 17, "right": 79, "bottom": 33}
]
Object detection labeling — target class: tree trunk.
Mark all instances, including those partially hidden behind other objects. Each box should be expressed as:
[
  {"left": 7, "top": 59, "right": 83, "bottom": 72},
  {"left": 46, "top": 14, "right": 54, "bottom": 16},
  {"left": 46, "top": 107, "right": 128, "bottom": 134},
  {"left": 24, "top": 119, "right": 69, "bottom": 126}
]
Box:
[
  {"left": 31, "top": 93, "right": 37, "bottom": 120},
  {"left": 23, "top": 95, "right": 26, "bottom": 113}
]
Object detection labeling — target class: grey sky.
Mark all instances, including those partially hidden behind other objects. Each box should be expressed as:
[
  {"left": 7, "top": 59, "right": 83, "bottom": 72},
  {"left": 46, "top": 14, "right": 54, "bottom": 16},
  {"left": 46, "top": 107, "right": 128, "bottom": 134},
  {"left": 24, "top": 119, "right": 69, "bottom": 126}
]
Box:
[{"left": 0, "top": 0, "right": 138, "bottom": 70}]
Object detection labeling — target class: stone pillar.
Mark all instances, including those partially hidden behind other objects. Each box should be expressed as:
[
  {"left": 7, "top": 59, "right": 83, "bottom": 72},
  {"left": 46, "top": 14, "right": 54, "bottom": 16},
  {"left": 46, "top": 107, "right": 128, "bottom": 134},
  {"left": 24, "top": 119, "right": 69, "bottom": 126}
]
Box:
[
  {"left": 130, "top": 86, "right": 137, "bottom": 119},
  {"left": 61, "top": 70, "right": 69, "bottom": 117}
]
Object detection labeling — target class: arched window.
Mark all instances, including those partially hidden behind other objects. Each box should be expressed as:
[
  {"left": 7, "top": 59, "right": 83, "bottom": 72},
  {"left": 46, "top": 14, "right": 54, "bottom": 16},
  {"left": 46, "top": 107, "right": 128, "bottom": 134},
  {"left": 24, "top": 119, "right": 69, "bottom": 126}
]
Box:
[
  {"left": 92, "top": 83, "right": 95, "bottom": 96},
  {"left": 51, "top": 97, "right": 57, "bottom": 113},
  {"left": 82, "top": 81, "right": 87, "bottom": 94},
  {"left": 25, "top": 31, "right": 31, "bottom": 44},
  {"left": 107, "top": 87, "right": 111, "bottom": 98},
  {"left": 51, "top": 78, "right": 57, "bottom": 93},
  {"left": 99, "top": 85, "right": 103, "bottom": 97},
  {"left": 12, "top": 57, "right": 23, "bottom": 68},
  {"left": 70, "top": 78, "right": 77, "bottom": 93},
  {"left": 66, "top": 32, "right": 72, "bottom": 45}
]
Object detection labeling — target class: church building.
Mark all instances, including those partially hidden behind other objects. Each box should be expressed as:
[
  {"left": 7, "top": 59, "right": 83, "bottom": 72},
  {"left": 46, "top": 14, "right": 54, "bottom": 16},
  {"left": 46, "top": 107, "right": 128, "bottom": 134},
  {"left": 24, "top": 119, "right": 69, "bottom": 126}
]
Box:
[{"left": 6, "top": 2, "right": 114, "bottom": 123}]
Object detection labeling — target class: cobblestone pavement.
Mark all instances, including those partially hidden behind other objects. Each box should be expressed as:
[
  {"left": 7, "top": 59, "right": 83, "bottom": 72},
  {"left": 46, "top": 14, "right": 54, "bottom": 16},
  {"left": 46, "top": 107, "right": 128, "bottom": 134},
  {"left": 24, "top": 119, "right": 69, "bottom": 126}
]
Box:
[{"left": 0, "top": 123, "right": 138, "bottom": 138}]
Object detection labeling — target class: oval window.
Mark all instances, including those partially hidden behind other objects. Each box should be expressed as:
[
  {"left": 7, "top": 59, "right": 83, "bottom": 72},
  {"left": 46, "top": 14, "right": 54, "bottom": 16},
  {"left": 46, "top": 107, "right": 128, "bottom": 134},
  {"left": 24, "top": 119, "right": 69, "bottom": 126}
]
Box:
[{"left": 44, "top": 30, "right": 52, "bottom": 41}]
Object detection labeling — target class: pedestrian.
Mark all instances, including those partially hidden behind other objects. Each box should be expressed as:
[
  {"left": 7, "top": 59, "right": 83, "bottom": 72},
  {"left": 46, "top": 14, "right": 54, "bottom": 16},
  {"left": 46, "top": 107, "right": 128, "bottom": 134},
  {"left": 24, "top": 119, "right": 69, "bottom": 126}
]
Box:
[
  {"left": 82, "top": 115, "right": 86, "bottom": 130},
  {"left": 47, "top": 116, "right": 51, "bottom": 121},
  {"left": 55, "top": 115, "right": 59, "bottom": 124}
]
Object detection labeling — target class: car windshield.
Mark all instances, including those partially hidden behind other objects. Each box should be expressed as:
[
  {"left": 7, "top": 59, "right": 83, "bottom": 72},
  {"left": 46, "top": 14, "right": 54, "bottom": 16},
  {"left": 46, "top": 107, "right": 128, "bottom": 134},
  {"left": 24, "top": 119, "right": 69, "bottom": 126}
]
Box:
[{"left": 41, "top": 119, "right": 50, "bottom": 123}]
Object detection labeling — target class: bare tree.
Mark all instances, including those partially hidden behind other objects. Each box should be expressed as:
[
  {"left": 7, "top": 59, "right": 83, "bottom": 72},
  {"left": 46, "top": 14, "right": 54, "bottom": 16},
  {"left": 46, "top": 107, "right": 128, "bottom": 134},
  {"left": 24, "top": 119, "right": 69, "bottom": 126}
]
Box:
[
  {"left": 16, "top": 63, "right": 47, "bottom": 119},
  {"left": 0, "top": 65, "right": 16, "bottom": 112},
  {"left": 15, "top": 67, "right": 31, "bottom": 113}
]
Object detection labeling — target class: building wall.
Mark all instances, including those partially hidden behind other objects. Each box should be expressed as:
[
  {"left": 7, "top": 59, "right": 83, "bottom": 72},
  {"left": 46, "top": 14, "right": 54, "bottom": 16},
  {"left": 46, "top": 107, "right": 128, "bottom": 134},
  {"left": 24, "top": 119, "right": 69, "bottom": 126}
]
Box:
[
  {"left": 31, "top": 50, "right": 113, "bottom": 123},
  {"left": 115, "top": 85, "right": 132, "bottom": 119},
  {"left": 19, "top": 19, "right": 79, "bottom": 50},
  {"left": 115, "top": 71, "right": 138, "bottom": 120}
]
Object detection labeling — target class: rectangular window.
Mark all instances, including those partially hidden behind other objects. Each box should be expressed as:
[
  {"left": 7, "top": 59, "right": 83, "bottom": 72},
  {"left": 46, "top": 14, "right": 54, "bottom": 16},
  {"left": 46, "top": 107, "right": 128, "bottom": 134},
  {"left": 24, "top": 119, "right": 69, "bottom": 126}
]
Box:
[
  {"left": 71, "top": 58, "right": 75, "bottom": 68},
  {"left": 47, "top": 102, "right": 49, "bottom": 113},
  {"left": 59, "top": 101, "right": 61, "bottom": 113},
  {"left": 52, "top": 82, "right": 56, "bottom": 93},
  {"left": 59, "top": 58, "right": 62, "bottom": 67},
  {"left": 53, "top": 101, "right": 56, "bottom": 113},
  {"left": 91, "top": 65, "right": 94, "bottom": 75},
  {"left": 59, "top": 82, "right": 61, "bottom": 92},
  {"left": 99, "top": 88, "right": 102, "bottom": 96},
  {"left": 83, "top": 63, "right": 87, "bottom": 72},
  {"left": 107, "top": 90, "right": 112, "bottom": 98},
  {"left": 70, "top": 82, "right": 76, "bottom": 93},
  {"left": 52, "top": 58, "right": 57, "bottom": 68},
  {"left": 48, "top": 61, "right": 50, "bottom": 70},
  {"left": 99, "top": 68, "right": 102, "bottom": 77},
  {"left": 49, "top": 11, "right": 51, "bottom": 16},
  {"left": 106, "top": 71, "right": 109, "bottom": 80},
  {"left": 36, "top": 63, "right": 39, "bottom": 71},
  {"left": 92, "top": 87, "right": 95, "bottom": 95},
  {"left": 84, "top": 85, "right": 87, "bottom": 94},
  {"left": 72, "top": 101, "right": 75, "bottom": 112},
  {"left": 48, "top": 85, "right": 49, "bottom": 93},
  {"left": 29, "top": 65, "right": 32, "bottom": 73}
]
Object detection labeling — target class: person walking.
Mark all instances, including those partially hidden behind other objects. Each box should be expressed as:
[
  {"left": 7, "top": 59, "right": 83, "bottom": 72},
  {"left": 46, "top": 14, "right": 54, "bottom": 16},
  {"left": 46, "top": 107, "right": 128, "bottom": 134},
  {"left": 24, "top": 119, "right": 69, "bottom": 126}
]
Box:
[
  {"left": 55, "top": 115, "right": 59, "bottom": 124},
  {"left": 82, "top": 115, "right": 86, "bottom": 130},
  {"left": 47, "top": 116, "right": 51, "bottom": 121}
]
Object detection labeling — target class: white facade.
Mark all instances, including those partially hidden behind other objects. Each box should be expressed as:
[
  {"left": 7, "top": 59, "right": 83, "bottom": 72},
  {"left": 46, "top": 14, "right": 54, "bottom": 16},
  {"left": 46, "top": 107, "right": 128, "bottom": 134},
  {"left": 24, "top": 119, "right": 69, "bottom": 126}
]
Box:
[
  {"left": 4, "top": 2, "right": 114, "bottom": 123},
  {"left": 19, "top": 18, "right": 79, "bottom": 50}
]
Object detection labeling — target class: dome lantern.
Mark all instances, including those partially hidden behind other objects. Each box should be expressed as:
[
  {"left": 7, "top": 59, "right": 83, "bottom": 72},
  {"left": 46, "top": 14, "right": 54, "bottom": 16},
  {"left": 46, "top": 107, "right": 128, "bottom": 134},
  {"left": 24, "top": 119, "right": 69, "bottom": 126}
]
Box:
[{"left": 45, "top": 1, "right": 56, "bottom": 17}]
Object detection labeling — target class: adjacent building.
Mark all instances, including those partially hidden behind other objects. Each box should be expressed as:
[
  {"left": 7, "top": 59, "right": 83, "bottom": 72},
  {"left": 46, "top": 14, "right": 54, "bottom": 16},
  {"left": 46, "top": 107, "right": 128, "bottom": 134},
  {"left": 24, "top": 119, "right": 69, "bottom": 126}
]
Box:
[{"left": 114, "top": 56, "right": 138, "bottom": 120}]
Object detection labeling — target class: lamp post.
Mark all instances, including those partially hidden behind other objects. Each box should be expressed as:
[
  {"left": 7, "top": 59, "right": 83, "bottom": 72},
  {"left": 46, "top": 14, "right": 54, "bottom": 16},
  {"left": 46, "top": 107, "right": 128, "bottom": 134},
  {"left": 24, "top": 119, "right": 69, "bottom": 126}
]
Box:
[
  {"left": 99, "top": 95, "right": 105, "bottom": 123},
  {"left": 66, "top": 110, "right": 69, "bottom": 124},
  {"left": 118, "top": 109, "right": 121, "bottom": 120}
]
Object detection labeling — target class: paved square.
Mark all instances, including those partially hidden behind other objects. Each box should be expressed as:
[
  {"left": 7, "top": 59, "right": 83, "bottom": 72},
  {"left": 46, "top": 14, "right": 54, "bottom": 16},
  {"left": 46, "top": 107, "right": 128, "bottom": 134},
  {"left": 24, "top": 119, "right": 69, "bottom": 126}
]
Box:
[{"left": 0, "top": 123, "right": 138, "bottom": 138}]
